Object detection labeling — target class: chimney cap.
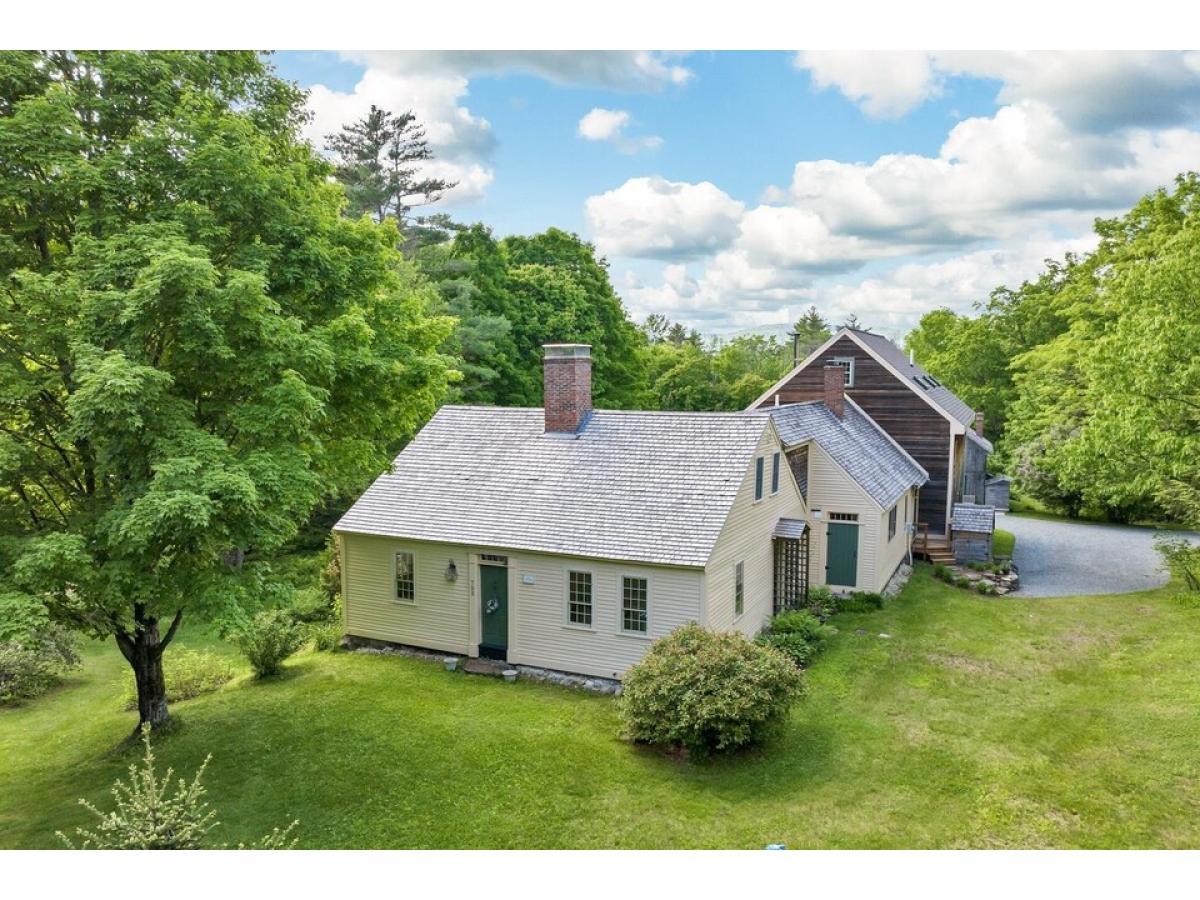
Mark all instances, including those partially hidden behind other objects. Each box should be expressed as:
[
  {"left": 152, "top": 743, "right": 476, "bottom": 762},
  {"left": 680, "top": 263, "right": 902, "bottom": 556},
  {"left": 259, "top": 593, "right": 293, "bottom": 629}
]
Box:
[{"left": 543, "top": 343, "right": 591, "bottom": 358}]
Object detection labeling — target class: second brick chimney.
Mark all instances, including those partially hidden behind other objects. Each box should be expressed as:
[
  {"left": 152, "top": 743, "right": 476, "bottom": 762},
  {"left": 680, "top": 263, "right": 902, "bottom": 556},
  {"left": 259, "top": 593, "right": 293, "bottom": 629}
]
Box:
[
  {"left": 823, "top": 364, "right": 845, "bottom": 419},
  {"left": 543, "top": 343, "right": 592, "bottom": 434}
]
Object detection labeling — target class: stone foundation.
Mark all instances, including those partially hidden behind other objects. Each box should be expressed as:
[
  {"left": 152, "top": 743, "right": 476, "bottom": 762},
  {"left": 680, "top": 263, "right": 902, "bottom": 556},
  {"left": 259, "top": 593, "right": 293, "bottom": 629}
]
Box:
[
  {"left": 344, "top": 635, "right": 620, "bottom": 695},
  {"left": 882, "top": 562, "right": 913, "bottom": 599}
]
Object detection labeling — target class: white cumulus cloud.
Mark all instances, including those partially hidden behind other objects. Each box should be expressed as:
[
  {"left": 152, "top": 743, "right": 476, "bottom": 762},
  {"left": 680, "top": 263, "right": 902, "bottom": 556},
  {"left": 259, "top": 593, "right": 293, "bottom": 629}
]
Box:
[
  {"left": 578, "top": 108, "right": 630, "bottom": 141},
  {"left": 577, "top": 107, "right": 663, "bottom": 154},
  {"left": 794, "top": 51, "right": 941, "bottom": 118},
  {"left": 585, "top": 177, "right": 745, "bottom": 260}
]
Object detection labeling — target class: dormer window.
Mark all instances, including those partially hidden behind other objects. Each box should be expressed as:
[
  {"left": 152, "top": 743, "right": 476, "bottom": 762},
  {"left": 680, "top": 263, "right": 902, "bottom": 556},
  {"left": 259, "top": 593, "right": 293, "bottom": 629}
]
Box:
[{"left": 832, "top": 356, "right": 855, "bottom": 387}]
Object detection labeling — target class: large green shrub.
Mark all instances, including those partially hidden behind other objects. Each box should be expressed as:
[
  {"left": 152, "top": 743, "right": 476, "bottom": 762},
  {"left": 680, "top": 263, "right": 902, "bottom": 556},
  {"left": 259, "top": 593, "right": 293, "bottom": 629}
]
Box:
[
  {"left": 619, "top": 623, "right": 804, "bottom": 757},
  {"left": 121, "top": 649, "right": 234, "bottom": 710},
  {"left": 0, "top": 624, "right": 80, "bottom": 705},
  {"left": 231, "top": 610, "right": 306, "bottom": 679}
]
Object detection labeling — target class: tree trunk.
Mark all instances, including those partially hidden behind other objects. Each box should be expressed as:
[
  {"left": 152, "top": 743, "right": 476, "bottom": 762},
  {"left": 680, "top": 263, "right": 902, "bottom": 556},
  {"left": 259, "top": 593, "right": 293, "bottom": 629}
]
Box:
[{"left": 115, "top": 608, "right": 183, "bottom": 731}]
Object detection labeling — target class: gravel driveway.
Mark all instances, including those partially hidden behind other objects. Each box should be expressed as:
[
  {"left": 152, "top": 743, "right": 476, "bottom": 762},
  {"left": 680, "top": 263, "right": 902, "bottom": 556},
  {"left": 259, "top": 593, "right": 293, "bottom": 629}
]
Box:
[{"left": 998, "top": 513, "right": 1200, "bottom": 597}]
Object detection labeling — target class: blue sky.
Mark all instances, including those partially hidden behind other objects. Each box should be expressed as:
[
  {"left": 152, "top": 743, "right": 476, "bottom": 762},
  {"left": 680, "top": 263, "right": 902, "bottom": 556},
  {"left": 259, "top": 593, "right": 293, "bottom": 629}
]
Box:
[{"left": 274, "top": 51, "right": 1200, "bottom": 340}]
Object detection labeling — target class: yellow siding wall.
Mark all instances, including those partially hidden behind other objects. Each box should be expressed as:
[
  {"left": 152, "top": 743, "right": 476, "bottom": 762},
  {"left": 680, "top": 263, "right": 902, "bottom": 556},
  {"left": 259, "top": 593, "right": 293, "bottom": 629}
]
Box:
[
  {"left": 873, "top": 487, "right": 917, "bottom": 593},
  {"left": 508, "top": 556, "right": 703, "bottom": 679},
  {"left": 804, "top": 443, "right": 881, "bottom": 592},
  {"left": 705, "top": 427, "right": 807, "bottom": 638},
  {"left": 340, "top": 532, "right": 704, "bottom": 679},
  {"left": 341, "top": 534, "right": 474, "bottom": 655}
]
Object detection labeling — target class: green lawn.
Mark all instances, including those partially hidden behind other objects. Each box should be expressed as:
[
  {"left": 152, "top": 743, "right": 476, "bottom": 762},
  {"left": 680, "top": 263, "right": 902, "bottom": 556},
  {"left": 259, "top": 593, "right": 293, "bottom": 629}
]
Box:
[{"left": 3, "top": 567, "right": 1198, "bottom": 849}]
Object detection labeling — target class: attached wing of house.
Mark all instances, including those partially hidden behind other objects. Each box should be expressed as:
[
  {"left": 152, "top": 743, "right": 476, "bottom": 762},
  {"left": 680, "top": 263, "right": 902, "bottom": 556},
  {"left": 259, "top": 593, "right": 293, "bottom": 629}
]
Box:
[{"left": 752, "top": 326, "right": 992, "bottom": 537}]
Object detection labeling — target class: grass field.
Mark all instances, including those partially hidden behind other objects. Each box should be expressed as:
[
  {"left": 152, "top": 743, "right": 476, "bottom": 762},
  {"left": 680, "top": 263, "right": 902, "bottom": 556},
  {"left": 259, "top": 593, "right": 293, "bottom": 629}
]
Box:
[{"left": 2, "top": 566, "right": 1198, "bottom": 849}]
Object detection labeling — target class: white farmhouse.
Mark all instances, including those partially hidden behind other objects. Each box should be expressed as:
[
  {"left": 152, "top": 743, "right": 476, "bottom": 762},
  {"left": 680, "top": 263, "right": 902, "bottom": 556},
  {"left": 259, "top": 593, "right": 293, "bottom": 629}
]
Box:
[{"left": 334, "top": 344, "right": 926, "bottom": 680}]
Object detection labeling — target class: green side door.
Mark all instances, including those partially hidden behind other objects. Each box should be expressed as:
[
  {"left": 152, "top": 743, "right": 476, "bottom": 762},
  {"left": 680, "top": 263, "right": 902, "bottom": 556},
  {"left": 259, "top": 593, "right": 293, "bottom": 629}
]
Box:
[
  {"left": 826, "top": 522, "right": 859, "bottom": 587},
  {"left": 479, "top": 564, "right": 508, "bottom": 660}
]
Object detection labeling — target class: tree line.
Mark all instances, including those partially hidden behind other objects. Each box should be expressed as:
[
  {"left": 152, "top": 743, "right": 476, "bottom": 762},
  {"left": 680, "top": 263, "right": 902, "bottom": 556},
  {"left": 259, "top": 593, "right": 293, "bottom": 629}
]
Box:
[{"left": 905, "top": 173, "right": 1200, "bottom": 527}]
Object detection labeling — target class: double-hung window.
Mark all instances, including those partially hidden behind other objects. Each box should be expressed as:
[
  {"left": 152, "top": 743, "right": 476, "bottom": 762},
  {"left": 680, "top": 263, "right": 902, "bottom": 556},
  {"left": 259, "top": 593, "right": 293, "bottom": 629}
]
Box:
[
  {"left": 734, "top": 562, "right": 744, "bottom": 617},
  {"left": 567, "top": 571, "right": 593, "bottom": 627},
  {"left": 754, "top": 457, "right": 764, "bottom": 501},
  {"left": 888, "top": 505, "right": 898, "bottom": 541},
  {"left": 771, "top": 451, "right": 781, "bottom": 494},
  {"left": 832, "top": 356, "right": 855, "bottom": 386},
  {"left": 394, "top": 551, "right": 415, "bottom": 603},
  {"left": 621, "top": 576, "right": 648, "bottom": 634}
]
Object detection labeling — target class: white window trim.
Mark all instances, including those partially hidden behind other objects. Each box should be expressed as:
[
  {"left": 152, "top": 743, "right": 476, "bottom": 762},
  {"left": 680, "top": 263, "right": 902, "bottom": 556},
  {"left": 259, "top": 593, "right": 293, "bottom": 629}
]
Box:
[
  {"left": 617, "top": 572, "right": 651, "bottom": 638},
  {"left": 562, "top": 566, "right": 596, "bottom": 632},
  {"left": 733, "top": 561, "right": 745, "bottom": 621},
  {"left": 833, "top": 356, "right": 855, "bottom": 387},
  {"left": 393, "top": 548, "right": 417, "bottom": 606}
]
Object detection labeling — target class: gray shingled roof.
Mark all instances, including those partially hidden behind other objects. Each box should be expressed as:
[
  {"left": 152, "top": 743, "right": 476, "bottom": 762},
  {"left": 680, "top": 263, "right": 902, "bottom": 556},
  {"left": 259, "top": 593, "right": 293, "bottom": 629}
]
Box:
[
  {"left": 850, "top": 328, "right": 979, "bottom": 428},
  {"left": 769, "top": 401, "right": 928, "bottom": 508},
  {"left": 773, "top": 518, "right": 808, "bottom": 539},
  {"left": 966, "top": 426, "right": 995, "bottom": 454},
  {"left": 951, "top": 502, "right": 995, "bottom": 534},
  {"left": 335, "top": 406, "right": 774, "bottom": 568}
]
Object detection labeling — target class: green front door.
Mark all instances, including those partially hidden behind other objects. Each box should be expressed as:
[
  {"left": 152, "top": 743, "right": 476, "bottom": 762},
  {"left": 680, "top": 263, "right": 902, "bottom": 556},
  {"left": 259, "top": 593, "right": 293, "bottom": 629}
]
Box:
[
  {"left": 826, "top": 523, "right": 859, "bottom": 587},
  {"left": 479, "top": 564, "right": 508, "bottom": 660}
]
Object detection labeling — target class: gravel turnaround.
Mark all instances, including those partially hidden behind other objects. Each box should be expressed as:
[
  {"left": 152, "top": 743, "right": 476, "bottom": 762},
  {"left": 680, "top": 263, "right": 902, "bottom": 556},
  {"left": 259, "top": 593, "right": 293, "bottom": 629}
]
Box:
[{"left": 999, "top": 513, "right": 1200, "bottom": 597}]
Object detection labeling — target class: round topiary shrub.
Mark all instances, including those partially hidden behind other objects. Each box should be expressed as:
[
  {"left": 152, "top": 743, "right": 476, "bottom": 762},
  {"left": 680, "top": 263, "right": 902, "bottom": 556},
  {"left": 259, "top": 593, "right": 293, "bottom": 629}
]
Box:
[{"left": 619, "top": 623, "right": 805, "bottom": 757}]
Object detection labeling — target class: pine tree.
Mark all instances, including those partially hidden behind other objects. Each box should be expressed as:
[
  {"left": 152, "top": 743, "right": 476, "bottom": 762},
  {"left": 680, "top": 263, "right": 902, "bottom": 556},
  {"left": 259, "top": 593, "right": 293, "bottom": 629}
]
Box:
[{"left": 325, "top": 105, "right": 456, "bottom": 227}]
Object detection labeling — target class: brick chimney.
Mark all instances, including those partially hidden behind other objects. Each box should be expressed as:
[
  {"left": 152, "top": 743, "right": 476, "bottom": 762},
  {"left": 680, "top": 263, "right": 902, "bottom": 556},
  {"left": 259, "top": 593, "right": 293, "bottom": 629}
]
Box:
[
  {"left": 974, "top": 411, "right": 985, "bottom": 437},
  {"left": 543, "top": 344, "right": 592, "bottom": 434},
  {"left": 823, "top": 364, "right": 845, "bottom": 419}
]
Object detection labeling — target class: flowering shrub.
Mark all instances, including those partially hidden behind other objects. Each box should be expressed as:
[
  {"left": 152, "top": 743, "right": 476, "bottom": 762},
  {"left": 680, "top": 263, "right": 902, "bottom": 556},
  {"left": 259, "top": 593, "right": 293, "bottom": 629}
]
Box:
[{"left": 59, "top": 726, "right": 298, "bottom": 849}]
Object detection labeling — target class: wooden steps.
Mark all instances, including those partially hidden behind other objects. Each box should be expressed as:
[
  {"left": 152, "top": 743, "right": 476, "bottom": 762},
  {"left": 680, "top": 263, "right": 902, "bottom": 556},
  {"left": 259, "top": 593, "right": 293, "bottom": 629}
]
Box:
[{"left": 915, "top": 538, "right": 955, "bottom": 565}]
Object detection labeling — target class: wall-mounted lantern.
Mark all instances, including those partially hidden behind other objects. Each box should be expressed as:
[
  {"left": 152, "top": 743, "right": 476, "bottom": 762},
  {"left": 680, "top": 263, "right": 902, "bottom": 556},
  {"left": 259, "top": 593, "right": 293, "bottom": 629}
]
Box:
[{"left": 445, "top": 560, "right": 458, "bottom": 582}]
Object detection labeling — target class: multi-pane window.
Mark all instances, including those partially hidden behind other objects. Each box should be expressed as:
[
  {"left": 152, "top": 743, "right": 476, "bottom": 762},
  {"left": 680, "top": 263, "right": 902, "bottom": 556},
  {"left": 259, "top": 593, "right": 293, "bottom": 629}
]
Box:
[
  {"left": 755, "top": 457, "right": 764, "bottom": 501},
  {"left": 829, "top": 512, "right": 858, "bottom": 522},
  {"left": 568, "top": 571, "right": 593, "bottom": 627},
  {"left": 734, "top": 562, "right": 744, "bottom": 617},
  {"left": 832, "top": 356, "right": 855, "bottom": 386},
  {"left": 888, "top": 505, "right": 898, "bottom": 541},
  {"left": 622, "top": 576, "right": 648, "bottom": 634},
  {"left": 394, "top": 551, "right": 415, "bottom": 602},
  {"left": 771, "top": 452, "right": 781, "bottom": 494}
]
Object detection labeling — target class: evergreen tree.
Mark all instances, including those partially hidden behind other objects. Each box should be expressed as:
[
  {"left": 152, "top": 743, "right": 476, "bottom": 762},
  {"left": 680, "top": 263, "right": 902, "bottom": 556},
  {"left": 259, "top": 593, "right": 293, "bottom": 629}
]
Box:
[{"left": 325, "top": 104, "right": 456, "bottom": 227}]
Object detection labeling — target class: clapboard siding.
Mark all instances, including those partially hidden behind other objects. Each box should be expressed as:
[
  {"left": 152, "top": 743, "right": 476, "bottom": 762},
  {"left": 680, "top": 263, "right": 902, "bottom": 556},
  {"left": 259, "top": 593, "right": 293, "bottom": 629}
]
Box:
[
  {"left": 707, "top": 427, "right": 807, "bottom": 638},
  {"left": 875, "top": 488, "right": 917, "bottom": 593},
  {"left": 805, "top": 442, "right": 879, "bottom": 591},
  {"left": 508, "top": 555, "right": 703, "bottom": 679},
  {"left": 757, "top": 335, "right": 954, "bottom": 534},
  {"left": 341, "top": 532, "right": 703, "bottom": 679},
  {"left": 341, "top": 534, "right": 473, "bottom": 655}
]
